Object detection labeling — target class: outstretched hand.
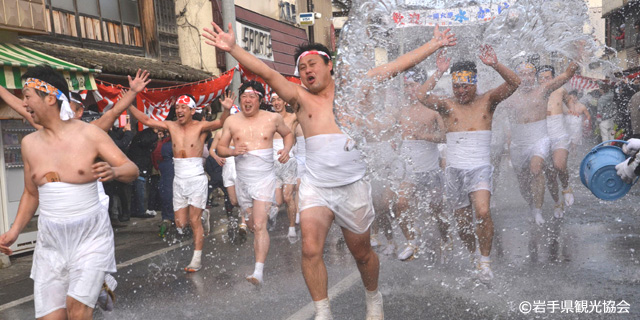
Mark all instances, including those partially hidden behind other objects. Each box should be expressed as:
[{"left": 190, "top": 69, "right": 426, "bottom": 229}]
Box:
[
  {"left": 129, "top": 69, "right": 151, "bottom": 93},
  {"left": 432, "top": 25, "right": 457, "bottom": 48},
  {"left": 436, "top": 50, "right": 451, "bottom": 73},
  {"left": 220, "top": 91, "right": 236, "bottom": 111},
  {"left": 203, "top": 22, "right": 236, "bottom": 52},
  {"left": 479, "top": 45, "right": 498, "bottom": 67}
]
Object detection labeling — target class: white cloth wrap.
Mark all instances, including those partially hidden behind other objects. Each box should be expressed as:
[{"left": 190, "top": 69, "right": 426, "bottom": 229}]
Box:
[
  {"left": 565, "top": 114, "right": 584, "bottom": 145},
  {"left": 234, "top": 148, "right": 276, "bottom": 210},
  {"left": 400, "top": 140, "right": 440, "bottom": 173},
  {"left": 222, "top": 155, "right": 236, "bottom": 188},
  {"left": 296, "top": 136, "right": 306, "bottom": 178},
  {"left": 273, "top": 138, "right": 298, "bottom": 186},
  {"left": 510, "top": 119, "right": 550, "bottom": 170},
  {"left": 303, "top": 134, "right": 366, "bottom": 188},
  {"left": 445, "top": 131, "right": 492, "bottom": 169},
  {"left": 173, "top": 157, "right": 208, "bottom": 210},
  {"left": 273, "top": 138, "right": 295, "bottom": 158},
  {"left": 366, "top": 141, "right": 403, "bottom": 182},
  {"left": 546, "top": 114, "right": 570, "bottom": 151},
  {"left": 32, "top": 182, "right": 115, "bottom": 316}
]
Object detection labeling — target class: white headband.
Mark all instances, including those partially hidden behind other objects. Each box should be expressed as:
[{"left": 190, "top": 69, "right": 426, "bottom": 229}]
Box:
[
  {"left": 294, "top": 50, "right": 331, "bottom": 76},
  {"left": 242, "top": 88, "right": 262, "bottom": 96}
]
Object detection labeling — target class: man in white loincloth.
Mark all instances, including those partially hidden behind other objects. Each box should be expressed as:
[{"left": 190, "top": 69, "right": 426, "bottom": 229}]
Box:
[
  {"left": 565, "top": 90, "right": 591, "bottom": 150},
  {"left": 216, "top": 81, "right": 295, "bottom": 285},
  {"left": 269, "top": 91, "right": 299, "bottom": 242},
  {"left": 204, "top": 21, "right": 455, "bottom": 319},
  {"left": 127, "top": 93, "right": 231, "bottom": 272},
  {"left": 0, "top": 65, "right": 139, "bottom": 319},
  {"left": 506, "top": 61, "right": 578, "bottom": 226},
  {"left": 417, "top": 45, "right": 521, "bottom": 283}
]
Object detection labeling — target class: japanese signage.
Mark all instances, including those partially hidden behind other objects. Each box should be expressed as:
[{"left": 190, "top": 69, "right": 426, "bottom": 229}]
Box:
[
  {"left": 236, "top": 21, "right": 273, "bottom": 61},
  {"left": 391, "top": 1, "right": 516, "bottom": 27}
]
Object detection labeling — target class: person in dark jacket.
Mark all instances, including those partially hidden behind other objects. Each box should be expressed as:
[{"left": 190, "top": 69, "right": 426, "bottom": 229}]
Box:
[
  {"left": 127, "top": 127, "right": 158, "bottom": 218},
  {"left": 103, "top": 122, "right": 135, "bottom": 222},
  {"left": 158, "top": 133, "right": 175, "bottom": 237}
]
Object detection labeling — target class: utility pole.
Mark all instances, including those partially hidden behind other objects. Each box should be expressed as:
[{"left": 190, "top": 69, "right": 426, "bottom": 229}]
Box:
[
  {"left": 307, "top": 0, "right": 315, "bottom": 43},
  {"left": 221, "top": 0, "right": 240, "bottom": 89}
]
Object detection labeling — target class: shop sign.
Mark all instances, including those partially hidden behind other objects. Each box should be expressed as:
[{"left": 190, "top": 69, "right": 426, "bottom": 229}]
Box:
[{"left": 236, "top": 21, "right": 273, "bottom": 61}]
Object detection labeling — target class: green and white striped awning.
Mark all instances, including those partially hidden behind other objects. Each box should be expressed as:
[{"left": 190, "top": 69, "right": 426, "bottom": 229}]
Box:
[{"left": 0, "top": 43, "right": 100, "bottom": 91}]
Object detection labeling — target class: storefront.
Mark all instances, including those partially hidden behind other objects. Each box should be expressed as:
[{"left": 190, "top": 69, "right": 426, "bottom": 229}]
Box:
[
  {"left": 0, "top": 43, "right": 99, "bottom": 255},
  {"left": 235, "top": 6, "right": 309, "bottom": 76}
]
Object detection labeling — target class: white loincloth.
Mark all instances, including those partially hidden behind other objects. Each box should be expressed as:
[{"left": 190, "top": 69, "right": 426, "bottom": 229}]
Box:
[
  {"left": 547, "top": 114, "right": 569, "bottom": 151},
  {"left": 565, "top": 114, "right": 584, "bottom": 146},
  {"left": 173, "top": 157, "right": 208, "bottom": 210},
  {"left": 222, "top": 155, "right": 236, "bottom": 188},
  {"left": 32, "top": 182, "right": 115, "bottom": 317},
  {"left": 510, "top": 120, "right": 550, "bottom": 171},
  {"left": 445, "top": 165, "right": 493, "bottom": 210},
  {"left": 234, "top": 148, "right": 276, "bottom": 211},
  {"left": 299, "top": 134, "right": 373, "bottom": 234},
  {"left": 400, "top": 140, "right": 440, "bottom": 174},
  {"left": 446, "top": 131, "right": 492, "bottom": 169},
  {"left": 273, "top": 138, "right": 298, "bottom": 187},
  {"left": 296, "top": 136, "right": 306, "bottom": 179},
  {"left": 97, "top": 181, "right": 109, "bottom": 211}
]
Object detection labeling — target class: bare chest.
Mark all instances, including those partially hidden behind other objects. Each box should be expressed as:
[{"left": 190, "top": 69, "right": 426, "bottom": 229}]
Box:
[
  {"left": 444, "top": 104, "right": 492, "bottom": 132},
  {"left": 26, "top": 139, "right": 99, "bottom": 185},
  {"left": 169, "top": 124, "right": 205, "bottom": 158}
]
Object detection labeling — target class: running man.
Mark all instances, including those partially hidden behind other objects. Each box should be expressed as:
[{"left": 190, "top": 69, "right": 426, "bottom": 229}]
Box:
[
  {"left": 204, "top": 21, "right": 455, "bottom": 319},
  {"left": 538, "top": 65, "right": 578, "bottom": 218},
  {"left": 507, "top": 61, "right": 578, "bottom": 226},
  {"left": 269, "top": 91, "right": 299, "bottom": 243},
  {"left": 417, "top": 45, "right": 521, "bottom": 283},
  {"left": 215, "top": 80, "right": 295, "bottom": 285},
  {"left": 0, "top": 65, "right": 138, "bottom": 319},
  {"left": 127, "top": 93, "right": 231, "bottom": 272}
]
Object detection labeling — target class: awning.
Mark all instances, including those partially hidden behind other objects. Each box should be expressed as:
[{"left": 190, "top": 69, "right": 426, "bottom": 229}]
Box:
[{"left": 0, "top": 43, "right": 100, "bottom": 91}]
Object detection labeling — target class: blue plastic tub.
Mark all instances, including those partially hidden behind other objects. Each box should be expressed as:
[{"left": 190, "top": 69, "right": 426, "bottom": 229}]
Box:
[{"left": 580, "top": 140, "right": 636, "bottom": 201}]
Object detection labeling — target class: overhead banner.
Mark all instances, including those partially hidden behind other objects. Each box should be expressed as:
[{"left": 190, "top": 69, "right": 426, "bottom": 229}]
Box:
[
  {"left": 96, "top": 69, "right": 235, "bottom": 122},
  {"left": 391, "top": 1, "right": 516, "bottom": 27}
]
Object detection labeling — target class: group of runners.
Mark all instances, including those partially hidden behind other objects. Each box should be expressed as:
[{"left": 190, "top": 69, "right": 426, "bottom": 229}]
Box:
[{"left": 4, "top": 17, "right": 640, "bottom": 320}]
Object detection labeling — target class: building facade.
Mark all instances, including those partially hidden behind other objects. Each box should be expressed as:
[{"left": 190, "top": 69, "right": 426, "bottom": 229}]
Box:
[{"left": 603, "top": 0, "right": 640, "bottom": 73}]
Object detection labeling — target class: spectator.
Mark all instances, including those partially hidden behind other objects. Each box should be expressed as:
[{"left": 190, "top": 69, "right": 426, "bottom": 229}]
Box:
[
  {"left": 158, "top": 132, "right": 174, "bottom": 237},
  {"left": 103, "top": 121, "right": 135, "bottom": 222},
  {"left": 628, "top": 89, "right": 640, "bottom": 138},
  {"left": 635, "top": 21, "right": 640, "bottom": 51},
  {"left": 127, "top": 127, "right": 159, "bottom": 218},
  {"left": 613, "top": 77, "right": 639, "bottom": 137},
  {"left": 615, "top": 24, "right": 625, "bottom": 48},
  {"left": 597, "top": 83, "right": 616, "bottom": 143},
  {"left": 147, "top": 130, "right": 168, "bottom": 215}
]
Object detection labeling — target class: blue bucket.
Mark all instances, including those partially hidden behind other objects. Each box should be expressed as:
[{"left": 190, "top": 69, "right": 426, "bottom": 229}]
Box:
[{"left": 580, "top": 140, "right": 636, "bottom": 201}]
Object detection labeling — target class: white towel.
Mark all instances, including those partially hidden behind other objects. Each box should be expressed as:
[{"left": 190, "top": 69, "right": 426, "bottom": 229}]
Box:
[
  {"left": 304, "top": 134, "right": 366, "bottom": 188},
  {"left": 446, "top": 131, "right": 492, "bottom": 169}
]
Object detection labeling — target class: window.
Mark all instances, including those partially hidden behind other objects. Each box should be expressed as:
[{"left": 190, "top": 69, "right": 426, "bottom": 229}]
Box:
[
  {"left": 605, "top": 13, "right": 625, "bottom": 51},
  {"left": 47, "top": 0, "right": 142, "bottom": 47},
  {"left": 280, "top": 0, "right": 296, "bottom": 24}
]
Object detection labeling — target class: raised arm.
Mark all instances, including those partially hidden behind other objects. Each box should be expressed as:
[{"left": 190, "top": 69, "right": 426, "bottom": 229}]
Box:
[
  {"left": 543, "top": 62, "right": 579, "bottom": 96},
  {"left": 478, "top": 45, "right": 521, "bottom": 110},
  {"left": 275, "top": 114, "right": 294, "bottom": 163},
  {"left": 366, "top": 25, "right": 456, "bottom": 82},
  {"left": 202, "top": 91, "right": 234, "bottom": 131},
  {"left": 93, "top": 70, "right": 150, "bottom": 132},
  {"left": 92, "top": 126, "right": 139, "bottom": 183},
  {"left": 203, "top": 22, "right": 301, "bottom": 106},
  {"left": 127, "top": 105, "right": 169, "bottom": 130},
  {"left": 0, "top": 142, "right": 39, "bottom": 255},
  {"left": 0, "top": 86, "right": 41, "bottom": 129},
  {"left": 415, "top": 50, "right": 450, "bottom": 113}
]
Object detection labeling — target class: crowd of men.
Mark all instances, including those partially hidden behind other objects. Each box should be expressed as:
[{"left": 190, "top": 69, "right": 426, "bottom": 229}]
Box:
[{"left": 3, "top": 18, "right": 640, "bottom": 320}]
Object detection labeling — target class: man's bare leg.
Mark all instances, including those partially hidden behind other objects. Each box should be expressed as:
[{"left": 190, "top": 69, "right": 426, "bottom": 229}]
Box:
[
  {"left": 174, "top": 207, "right": 189, "bottom": 235},
  {"left": 395, "top": 185, "right": 417, "bottom": 261},
  {"left": 300, "top": 206, "right": 334, "bottom": 318},
  {"left": 530, "top": 156, "right": 546, "bottom": 226},
  {"left": 432, "top": 198, "right": 451, "bottom": 264},
  {"left": 40, "top": 307, "right": 68, "bottom": 320},
  {"left": 247, "top": 200, "right": 271, "bottom": 285},
  {"left": 283, "top": 184, "right": 298, "bottom": 242},
  {"left": 185, "top": 205, "right": 204, "bottom": 272},
  {"left": 554, "top": 148, "right": 573, "bottom": 209},
  {"left": 454, "top": 206, "right": 475, "bottom": 254},
  {"left": 470, "top": 189, "right": 494, "bottom": 283},
  {"left": 342, "top": 226, "right": 383, "bottom": 319},
  {"left": 66, "top": 296, "right": 92, "bottom": 320}
]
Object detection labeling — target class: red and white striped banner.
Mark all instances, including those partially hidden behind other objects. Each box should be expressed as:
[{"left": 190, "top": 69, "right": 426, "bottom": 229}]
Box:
[
  {"left": 568, "top": 75, "right": 600, "bottom": 92},
  {"left": 236, "top": 65, "right": 301, "bottom": 101}
]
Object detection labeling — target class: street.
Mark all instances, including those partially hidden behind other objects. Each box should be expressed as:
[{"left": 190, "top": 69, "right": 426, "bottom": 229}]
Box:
[{"left": 0, "top": 144, "right": 639, "bottom": 320}]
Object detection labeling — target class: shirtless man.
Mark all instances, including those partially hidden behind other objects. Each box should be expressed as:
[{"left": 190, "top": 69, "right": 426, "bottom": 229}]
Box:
[
  {"left": 127, "top": 93, "right": 231, "bottom": 272},
  {"left": 294, "top": 123, "right": 305, "bottom": 225},
  {"left": 269, "top": 91, "right": 299, "bottom": 243},
  {"left": 538, "top": 65, "right": 578, "bottom": 218},
  {"left": 565, "top": 90, "right": 591, "bottom": 151},
  {"left": 395, "top": 70, "right": 447, "bottom": 262},
  {"left": 204, "top": 21, "right": 455, "bottom": 319},
  {"left": 0, "top": 65, "right": 138, "bottom": 320},
  {"left": 507, "top": 61, "right": 578, "bottom": 226},
  {"left": 216, "top": 80, "right": 294, "bottom": 285},
  {"left": 417, "top": 45, "right": 521, "bottom": 283}
]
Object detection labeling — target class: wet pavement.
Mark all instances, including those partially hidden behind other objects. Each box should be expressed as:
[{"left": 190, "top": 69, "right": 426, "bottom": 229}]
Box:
[{"left": 0, "top": 143, "right": 639, "bottom": 319}]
